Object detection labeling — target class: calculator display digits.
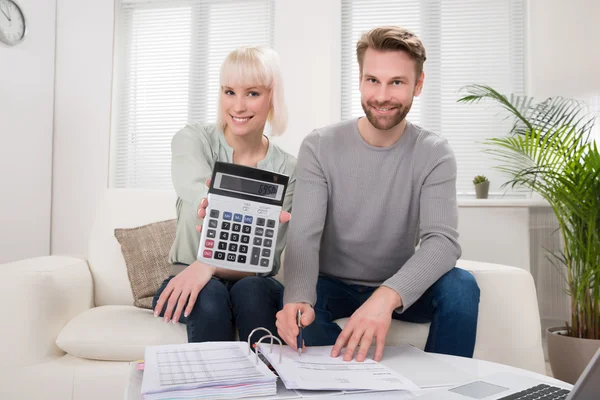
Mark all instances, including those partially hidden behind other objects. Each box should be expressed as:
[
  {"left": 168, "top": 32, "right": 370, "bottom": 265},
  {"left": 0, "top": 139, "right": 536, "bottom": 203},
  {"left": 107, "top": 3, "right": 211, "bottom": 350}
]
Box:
[{"left": 197, "top": 162, "right": 289, "bottom": 274}]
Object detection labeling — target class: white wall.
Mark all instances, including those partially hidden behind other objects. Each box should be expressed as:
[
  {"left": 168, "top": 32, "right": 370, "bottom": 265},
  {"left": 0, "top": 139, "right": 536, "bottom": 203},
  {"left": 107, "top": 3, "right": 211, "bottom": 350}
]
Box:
[
  {"left": 527, "top": 0, "right": 600, "bottom": 99},
  {"left": 0, "top": 0, "right": 56, "bottom": 263},
  {"left": 48, "top": 0, "right": 600, "bottom": 260},
  {"left": 51, "top": 0, "right": 114, "bottom": 256}
]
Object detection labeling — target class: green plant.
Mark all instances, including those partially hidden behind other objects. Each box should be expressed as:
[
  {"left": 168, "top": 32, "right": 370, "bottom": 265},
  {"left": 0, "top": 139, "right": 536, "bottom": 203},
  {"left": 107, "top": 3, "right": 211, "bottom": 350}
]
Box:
[
  {"left": 458, "top": 84, "right": 600, "bottom": 340},
  {"left": 473, "top": 175, "right": 489, "bottom": 185}
]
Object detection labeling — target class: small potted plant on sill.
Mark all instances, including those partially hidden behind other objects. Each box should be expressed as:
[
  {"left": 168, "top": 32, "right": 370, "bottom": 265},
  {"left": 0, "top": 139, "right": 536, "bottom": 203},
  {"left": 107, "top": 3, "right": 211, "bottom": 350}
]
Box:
[{"left": 473, "top": 175, "right": 490, "bottom": 199}]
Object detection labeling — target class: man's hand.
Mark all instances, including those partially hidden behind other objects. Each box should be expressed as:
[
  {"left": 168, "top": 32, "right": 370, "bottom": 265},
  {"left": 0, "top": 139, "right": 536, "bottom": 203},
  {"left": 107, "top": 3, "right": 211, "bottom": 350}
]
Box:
[
  {"left": 331, "top": 286, "right": 402, "bottom": 362},
  {"left": 153, "top": 261, "right": 216, "bottom": 323},
  {"left": 276, "top": 303, "right": 315, "bottom": 350},
  {"left": 195, "top": 178, "right": 291, "bottom": 232}
]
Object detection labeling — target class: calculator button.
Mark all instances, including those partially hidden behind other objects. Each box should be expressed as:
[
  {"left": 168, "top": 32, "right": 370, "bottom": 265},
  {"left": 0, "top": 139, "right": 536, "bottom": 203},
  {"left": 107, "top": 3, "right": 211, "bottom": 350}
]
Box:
[
  {"left": 215, "top": 251, "right": 225, "bottom": 260},
  {"left": 227, "top": 253, "right": 236, "bottom": 262},
  {"left": 263, "top": 239, "right": 273, "bottom": 248},
  {"left": 221, "top": 221, "right": 231, "bottom": 230},
  {"left": 244, "top": 215, "right": 253, "bottom": 224},
  {"left": 253, "top": 237, "right": 262, "bottom": 246},
  {"left": 251, "top": 248, "right": 260, "bottom": 265},
  {"left": 230, "top": 233, "right": 240, "bottom": 242},
  {"left": 265, "top": 229, "right": 274, "bottom": 238},
  {"left": 207, "top": 230, "right": 216, "bottom": 238},
  {"left": 218, "top": 242, "right": 227, "bottom": 250},
  {"left": 238, "top": 255, "right": 247, "bottom": 263},
  {"left": 241, "top": 235, "right": 250, "bottom": 244},
  {"left": 257, "top": 218, "right": 266, "bottom": 226},
  {"left": 257, "top": 209, "right": 268, "bottom": 215},
  {"left": 239, "top": 245, "right": 248, "bottom": 254},
  {"left": 223, "top": 212, "right": 232, "bottom": 220},
  {"left": 228, "top": 243, "right": 238, "bottom": 252},
  {"left": 232, "top": 223, "right": 241, "bottom": 232},
  {"left": 243, "top": 206, "right": 250, "bottom": 212},
  {"left": 242, "top": 226, "right": 252, "bottom": 234},
  {"left": 233, "top": 214, "right": 243, "bottom": 222},
  {"left": 255, "top": 227, "right": 264, "bottom": 236},
  {"left": 202, "top": 250, "right": 213, "bottom": 258},
  {"left": 262, "top": 248, "right": 271, "bottom": 257},
  {"left": 267, "top": 219, "right": 276, "bottom": 228},
  {"left": 220, "top": 232, "right": 229, "bottom": 240},
  {"left": 205, "top": 239, "right": 214, "bottom": 249},
  {"left": 208, "top": 219, "right": 218, "bottom": 228},
  {"left": 210, "top": 209, "right": 220, "bottom": 218},
  {"left": 260, "top": 258, "right": 270, "bottom": 267}
]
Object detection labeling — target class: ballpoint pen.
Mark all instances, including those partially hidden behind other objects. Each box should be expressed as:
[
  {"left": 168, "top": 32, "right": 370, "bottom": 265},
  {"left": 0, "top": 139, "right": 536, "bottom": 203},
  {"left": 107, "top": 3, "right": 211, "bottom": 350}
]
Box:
[{"left": 296, "top": 309, "right": 303, "bottom": 356}]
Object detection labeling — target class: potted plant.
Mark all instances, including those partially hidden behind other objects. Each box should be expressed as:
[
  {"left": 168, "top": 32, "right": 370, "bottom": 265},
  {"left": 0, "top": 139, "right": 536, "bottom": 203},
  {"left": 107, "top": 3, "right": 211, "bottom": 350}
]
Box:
[
  {"left": 473, "top": 175, "right": 490, "bottom": 199},
  {"left": 458, "top": 85, "right": 600, "bottom": 384}
]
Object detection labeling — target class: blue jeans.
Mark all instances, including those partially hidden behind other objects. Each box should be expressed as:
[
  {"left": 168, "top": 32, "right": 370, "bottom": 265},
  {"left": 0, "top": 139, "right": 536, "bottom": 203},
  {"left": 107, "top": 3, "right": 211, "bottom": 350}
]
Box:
[
  {"left": 152, "top": 275, "right": 284, "bottom": 344},
  {"left": 303, "top": 267, "right": 480, "bottom": 357}
]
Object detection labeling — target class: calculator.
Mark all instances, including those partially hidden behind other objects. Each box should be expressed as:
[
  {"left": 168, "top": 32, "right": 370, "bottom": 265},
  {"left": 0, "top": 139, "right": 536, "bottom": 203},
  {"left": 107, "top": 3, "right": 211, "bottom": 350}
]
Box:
[{"left": 197, "top": 162, "right": 290, "bottom": 273}]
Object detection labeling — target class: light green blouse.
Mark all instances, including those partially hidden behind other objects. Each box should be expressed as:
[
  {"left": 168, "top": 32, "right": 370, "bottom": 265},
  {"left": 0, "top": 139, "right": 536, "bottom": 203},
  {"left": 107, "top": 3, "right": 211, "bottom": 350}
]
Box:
[{"left": 168, "top": 122, "right": 297, "bottom": 276}]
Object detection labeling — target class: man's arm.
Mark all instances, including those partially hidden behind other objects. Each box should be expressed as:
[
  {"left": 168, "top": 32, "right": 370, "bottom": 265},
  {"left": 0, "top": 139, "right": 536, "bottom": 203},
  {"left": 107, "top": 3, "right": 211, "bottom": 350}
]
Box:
[
  {"left": 283, "top": 131, "right": 328, "bottom": 306},
  {"left": 382, "top": 139, "right": 461, "bottom": 311}
]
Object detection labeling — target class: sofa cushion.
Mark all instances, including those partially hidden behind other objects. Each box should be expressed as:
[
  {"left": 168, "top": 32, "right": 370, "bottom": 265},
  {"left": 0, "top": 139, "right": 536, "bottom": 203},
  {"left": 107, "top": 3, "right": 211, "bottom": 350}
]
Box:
[
  {"left": 87, "top": 189, "right": 178, "bottom": 307},
  {"left": 56, "top": 305, "right": 187, "bottom": 361},
  {"left": 114, "top": 219, "right": 176, "bottom": 309}
]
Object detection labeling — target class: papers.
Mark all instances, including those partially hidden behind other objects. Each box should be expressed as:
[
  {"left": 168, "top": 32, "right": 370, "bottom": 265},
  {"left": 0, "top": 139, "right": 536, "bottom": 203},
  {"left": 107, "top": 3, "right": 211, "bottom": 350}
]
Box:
[
  {"left": 141, "top": 342, "right": 277, "bottom": 400},
  {"left": 376, "top": 345, "right": 475, "bottom": 388},
  {"left": 257, "top": 343, "right": 420, "bottom": 393}
]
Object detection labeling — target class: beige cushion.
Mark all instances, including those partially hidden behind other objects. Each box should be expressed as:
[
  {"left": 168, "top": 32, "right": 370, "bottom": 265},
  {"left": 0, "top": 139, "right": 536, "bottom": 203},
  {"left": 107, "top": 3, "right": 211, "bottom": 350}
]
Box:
[
  {"left": 114, "top": 219, "right": 176, "bottom": 309},
  {"left": 56, "top": 306, "right": 187, "bottom": 361}
]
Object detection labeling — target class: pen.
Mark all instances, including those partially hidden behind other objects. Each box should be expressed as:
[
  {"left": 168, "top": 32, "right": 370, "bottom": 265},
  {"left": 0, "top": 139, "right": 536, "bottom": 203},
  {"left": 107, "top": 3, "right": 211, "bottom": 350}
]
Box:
[{"left": 297, "top": 309, "right": 303, "bottom": 356}]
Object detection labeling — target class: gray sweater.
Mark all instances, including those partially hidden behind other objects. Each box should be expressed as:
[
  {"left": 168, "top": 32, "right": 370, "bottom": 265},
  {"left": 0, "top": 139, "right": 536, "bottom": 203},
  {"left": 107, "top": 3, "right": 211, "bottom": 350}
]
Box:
[{"left": 283, "top": 118, "right": 461, "bottom": 311}]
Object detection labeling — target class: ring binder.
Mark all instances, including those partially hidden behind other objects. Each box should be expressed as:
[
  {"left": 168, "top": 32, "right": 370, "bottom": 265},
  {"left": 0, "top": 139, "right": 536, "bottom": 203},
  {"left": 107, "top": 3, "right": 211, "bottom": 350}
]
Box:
[
  {"left": 255, "top": 334, "right": 283, "bottom": 365},
  {"left": 247, "top": 327, "right": 274, "bottom": 355}
]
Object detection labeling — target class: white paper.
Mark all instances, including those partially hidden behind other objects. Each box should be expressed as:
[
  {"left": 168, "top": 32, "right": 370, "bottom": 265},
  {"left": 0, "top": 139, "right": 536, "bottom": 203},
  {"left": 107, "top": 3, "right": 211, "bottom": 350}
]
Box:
[
  {"left": 257, "top": 344, "right": 420, "bottom": 392},
  {"left": 141, "top": 342, "right": 277, "bottom": 399}
]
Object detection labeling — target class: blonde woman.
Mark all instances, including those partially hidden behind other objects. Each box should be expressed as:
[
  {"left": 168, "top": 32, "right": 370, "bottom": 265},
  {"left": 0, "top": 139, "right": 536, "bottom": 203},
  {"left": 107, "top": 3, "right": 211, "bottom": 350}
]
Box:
[{"left": 153, "top": 46, "right": 296, "bottom": 344}]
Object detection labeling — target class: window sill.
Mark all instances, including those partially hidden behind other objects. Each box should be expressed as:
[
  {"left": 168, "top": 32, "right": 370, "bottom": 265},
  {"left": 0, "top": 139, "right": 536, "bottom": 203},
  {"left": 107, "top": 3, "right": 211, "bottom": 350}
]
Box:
[{"left": 457, "top": 197, "right": 550, "bottom": 208}]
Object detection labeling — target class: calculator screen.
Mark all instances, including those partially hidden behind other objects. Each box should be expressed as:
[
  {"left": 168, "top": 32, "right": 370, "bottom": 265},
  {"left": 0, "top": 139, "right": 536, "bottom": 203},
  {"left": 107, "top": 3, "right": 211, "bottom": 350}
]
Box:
[{"left": 215, "top": 173, "right": 284, "bottom": 201}]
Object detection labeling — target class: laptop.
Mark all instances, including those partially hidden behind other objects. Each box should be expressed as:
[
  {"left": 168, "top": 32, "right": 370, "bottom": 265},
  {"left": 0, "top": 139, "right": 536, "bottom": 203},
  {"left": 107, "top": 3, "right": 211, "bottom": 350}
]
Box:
[{"left": 416, "top": 347, "right": 600, "bottom": 400}]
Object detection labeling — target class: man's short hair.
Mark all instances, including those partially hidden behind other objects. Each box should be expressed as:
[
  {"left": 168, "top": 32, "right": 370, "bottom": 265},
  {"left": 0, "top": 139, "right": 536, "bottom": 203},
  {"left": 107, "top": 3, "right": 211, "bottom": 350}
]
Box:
[{"left": 356, "top": 26, "right": 427, "bottom": 80}]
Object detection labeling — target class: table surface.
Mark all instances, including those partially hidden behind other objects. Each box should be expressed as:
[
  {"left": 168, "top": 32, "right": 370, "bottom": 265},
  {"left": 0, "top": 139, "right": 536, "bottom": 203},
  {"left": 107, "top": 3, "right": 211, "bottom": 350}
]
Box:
[{"left": 125, "top": 350, "right": 572, "bottom": 400}]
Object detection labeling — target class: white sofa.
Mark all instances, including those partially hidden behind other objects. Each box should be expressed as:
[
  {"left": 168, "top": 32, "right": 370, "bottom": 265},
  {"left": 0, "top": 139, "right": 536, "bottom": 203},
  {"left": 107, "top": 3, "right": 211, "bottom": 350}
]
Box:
[{"left": 0, "top": 189, "right": 546, "bottom": 400}]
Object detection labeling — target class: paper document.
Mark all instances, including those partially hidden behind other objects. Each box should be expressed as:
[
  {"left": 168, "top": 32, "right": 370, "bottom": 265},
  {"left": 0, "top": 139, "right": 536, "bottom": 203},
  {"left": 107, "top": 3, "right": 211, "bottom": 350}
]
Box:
[
  {"left": 257, "top": 343, "right": 420, "bottom": 392},
  {"left": 141, "top": 342, "right": 277, "bottom": 399}
]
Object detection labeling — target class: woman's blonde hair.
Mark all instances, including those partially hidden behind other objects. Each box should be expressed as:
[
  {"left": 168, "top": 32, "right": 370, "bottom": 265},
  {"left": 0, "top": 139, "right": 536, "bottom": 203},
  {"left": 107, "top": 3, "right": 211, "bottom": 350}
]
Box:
[{"left": 217, "top": 46, "right": 288, "bottom": 136}]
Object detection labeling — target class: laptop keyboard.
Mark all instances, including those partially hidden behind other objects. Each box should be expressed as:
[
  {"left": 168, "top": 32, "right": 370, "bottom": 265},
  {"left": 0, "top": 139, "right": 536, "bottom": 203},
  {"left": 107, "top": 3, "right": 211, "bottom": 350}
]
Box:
[{"left": 499, "top": 384, "right": 570, "bottom": 400}]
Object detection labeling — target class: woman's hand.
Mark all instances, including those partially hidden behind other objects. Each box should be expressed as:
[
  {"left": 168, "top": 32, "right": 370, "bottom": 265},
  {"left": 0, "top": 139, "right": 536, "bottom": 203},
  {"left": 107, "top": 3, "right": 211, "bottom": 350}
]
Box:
[
  {"left": 195, "top": 179, "right": 291, "bottom": 233},
  {"left": 153, "top": 260, "right": 216, "bottom": 323}
]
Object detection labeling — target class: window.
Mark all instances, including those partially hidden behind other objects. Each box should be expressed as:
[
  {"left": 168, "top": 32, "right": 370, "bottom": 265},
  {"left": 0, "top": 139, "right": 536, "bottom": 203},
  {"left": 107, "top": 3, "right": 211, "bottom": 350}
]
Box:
[
  {"left": 112, "top": 0, "right": 274, "bottom": 189},
  {"left": 342, "top": 0, "right": 526, "bottom": 196}
]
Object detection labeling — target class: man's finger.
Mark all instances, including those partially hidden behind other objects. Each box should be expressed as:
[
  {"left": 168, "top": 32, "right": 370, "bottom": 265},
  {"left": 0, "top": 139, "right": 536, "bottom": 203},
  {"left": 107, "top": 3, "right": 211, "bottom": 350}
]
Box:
[
  {"left": 356, "top": 329, "right": 375, "bottom": 362},
  {"left": 343, "top": 329, "right": 363, "bottom": 361},
  {"left": 374, "top": 331, "right": 386, "bottom": 362},
  {"left": 331, "top": 324, "right": 353, "bottom": 357},
  {"left": 205, "top": 178, "right": 212, "bottom": 187},
  {"left": 299, "top": 306, "right": 314, "bottom": 327},
  {"left": 195, "top": 224, "right": 202, "bottom": 233},
  {"left": 197, "top": 198, "right": 208, "bottom": 218}
]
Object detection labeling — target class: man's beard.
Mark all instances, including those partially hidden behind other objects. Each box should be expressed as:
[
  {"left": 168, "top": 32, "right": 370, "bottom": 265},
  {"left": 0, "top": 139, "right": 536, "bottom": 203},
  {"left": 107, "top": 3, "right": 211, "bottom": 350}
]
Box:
[{"left": 361, "top": 99, "right": 412, "bottom": 131}]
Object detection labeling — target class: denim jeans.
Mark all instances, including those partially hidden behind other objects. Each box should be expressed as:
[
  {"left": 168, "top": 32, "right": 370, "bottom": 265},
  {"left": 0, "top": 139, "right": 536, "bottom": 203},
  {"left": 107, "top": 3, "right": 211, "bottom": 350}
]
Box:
[
  {"left": 152, "top": 275, "right": 284, "bottom": 344},
  {"left": 303, "top": 267, "right": 480, "bottom": 357}
]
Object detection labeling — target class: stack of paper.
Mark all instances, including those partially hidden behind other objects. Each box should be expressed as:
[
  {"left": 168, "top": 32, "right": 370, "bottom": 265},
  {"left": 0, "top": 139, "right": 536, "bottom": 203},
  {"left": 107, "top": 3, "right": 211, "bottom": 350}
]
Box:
[
  {"left": 257, "top": 343, "right": 420, "bottom": 393},
  {"left": 141, "top": 342, "right": 277, "bottom": 399}
]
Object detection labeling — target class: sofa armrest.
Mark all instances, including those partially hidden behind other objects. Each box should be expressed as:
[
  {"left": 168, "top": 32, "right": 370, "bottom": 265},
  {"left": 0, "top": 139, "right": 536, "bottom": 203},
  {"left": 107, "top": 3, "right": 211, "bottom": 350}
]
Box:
[
  {"left": 457, "top": 260, "right": 546, "bottom": 375},
  {"left": 0, "top": 256, "right": 94, "bottom": 367}
]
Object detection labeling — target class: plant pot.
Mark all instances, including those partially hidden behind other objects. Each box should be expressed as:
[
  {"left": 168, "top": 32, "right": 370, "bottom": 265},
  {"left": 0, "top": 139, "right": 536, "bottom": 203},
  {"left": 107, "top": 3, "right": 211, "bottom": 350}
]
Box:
[
  {"left": 474, "top": 181, "right": 490, "bottom": 199},
  {"left": 546, "top": 327, "right": 600, "bottom": 384}
]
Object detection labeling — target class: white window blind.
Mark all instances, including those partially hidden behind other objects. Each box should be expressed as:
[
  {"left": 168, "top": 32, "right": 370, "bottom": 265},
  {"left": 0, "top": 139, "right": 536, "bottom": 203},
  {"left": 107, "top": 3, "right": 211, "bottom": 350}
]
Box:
[
  {"left": 342, "top": 0, "right": 526, "bottom": 196},
  {"left": 112, "top": 0, "right": 274, "bottom": 189}
]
